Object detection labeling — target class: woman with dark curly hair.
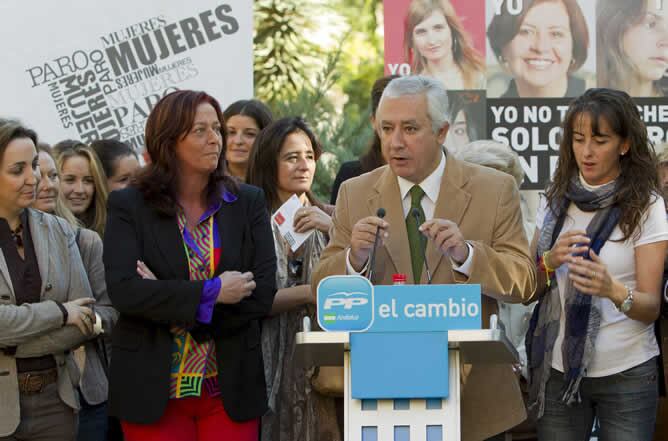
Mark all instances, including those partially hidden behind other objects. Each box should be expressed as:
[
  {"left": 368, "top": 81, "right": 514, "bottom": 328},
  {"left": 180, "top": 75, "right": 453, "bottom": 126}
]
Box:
[
  {"left": 103, "top": 90, "right": 276, "bottom": 441},
  {"left": 526, "top": 88, "right": 668, "bottom": 440}
]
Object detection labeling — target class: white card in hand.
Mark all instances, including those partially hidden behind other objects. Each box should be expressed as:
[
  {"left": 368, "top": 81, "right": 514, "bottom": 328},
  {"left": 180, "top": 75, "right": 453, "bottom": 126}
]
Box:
[{"left": 272, "top": 194, "right": 313, "bottom": 252}]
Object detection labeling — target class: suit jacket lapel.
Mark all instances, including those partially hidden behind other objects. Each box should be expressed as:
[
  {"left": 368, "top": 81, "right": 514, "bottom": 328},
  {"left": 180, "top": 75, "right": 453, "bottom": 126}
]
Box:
[
  {"left": 371, "top": 168, "right": 413, "bottom": 280},
  {"left": 423, "top": 156, "right": 471, "bottom": 281},
  {"left": 215, "top": 198, "right": 242, "bottom": 275},
  {"left": 150, "top": 212, "right": 189, "bottom": 279},
  {"left": 28, "top": 210, "right": 51, "bottom": 296}
]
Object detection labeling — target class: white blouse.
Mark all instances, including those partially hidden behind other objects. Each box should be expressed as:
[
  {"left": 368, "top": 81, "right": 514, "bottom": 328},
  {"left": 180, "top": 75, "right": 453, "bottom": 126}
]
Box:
[{"left": 536, "top": 192, "right": 668, "bottom": 377}]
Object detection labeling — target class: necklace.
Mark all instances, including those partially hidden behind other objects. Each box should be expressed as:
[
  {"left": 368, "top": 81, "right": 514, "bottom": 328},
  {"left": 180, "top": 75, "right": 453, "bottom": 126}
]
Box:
[{"left": 10, "top": 223, "right": 23, "bottom": 247}]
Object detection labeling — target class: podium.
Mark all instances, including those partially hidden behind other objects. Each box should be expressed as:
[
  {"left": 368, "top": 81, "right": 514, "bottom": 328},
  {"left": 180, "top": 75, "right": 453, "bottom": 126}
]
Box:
[{"left": 296, "top": 276, "right": 520, "bottom": 441}]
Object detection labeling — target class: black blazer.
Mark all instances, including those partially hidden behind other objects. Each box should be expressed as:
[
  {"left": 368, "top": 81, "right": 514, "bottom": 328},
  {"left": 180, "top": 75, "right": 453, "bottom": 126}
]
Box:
[
  {"left": 103, "top": 184, "right": 276, "bottom": 424},
  {"left": 330, "top": 160, "right": 363, "bottom": 205}
]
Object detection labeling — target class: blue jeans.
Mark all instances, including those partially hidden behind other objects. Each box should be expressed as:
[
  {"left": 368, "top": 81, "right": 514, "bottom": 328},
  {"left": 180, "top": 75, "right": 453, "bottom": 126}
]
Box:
[
  {"left": 537, "top": 357, "right": 658, "bottom": 441},
  {"left": 77, "top": 393, "right": 108, "bottom": 441}
]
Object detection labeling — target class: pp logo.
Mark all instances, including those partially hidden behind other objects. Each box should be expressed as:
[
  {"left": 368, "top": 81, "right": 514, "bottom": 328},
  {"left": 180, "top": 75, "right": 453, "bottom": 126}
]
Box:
[
  {"left": 317, "top": 275, "right": 374, "bottom": 332},
  {"left": 323, "top": 294, "right": 368, "bottom": 310}
]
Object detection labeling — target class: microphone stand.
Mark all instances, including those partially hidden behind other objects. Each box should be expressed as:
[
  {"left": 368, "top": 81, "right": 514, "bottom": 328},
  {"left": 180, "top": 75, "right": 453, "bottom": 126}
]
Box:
[{"left": 367, "top": 208, "right": 386, "bottom": 284}]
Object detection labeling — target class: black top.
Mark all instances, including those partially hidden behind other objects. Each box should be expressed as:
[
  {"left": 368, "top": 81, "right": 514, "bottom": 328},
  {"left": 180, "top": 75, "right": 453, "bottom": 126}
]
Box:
[
  {"left": 501, "top": 75, "right": 586, "bottom": 99},
  {"left": 0, "top": 212, "right": 55, "bottom": 372},
  {"left": 104, "top": 184, "right": 276, "bottom": 424},
  {"left": 330, "top": 160, "right": 364, "bottom": 204}
]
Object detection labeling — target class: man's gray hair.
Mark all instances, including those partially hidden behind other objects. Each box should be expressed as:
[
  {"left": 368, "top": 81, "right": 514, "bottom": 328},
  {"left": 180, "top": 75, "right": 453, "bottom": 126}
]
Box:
[{"left": 380, "top": 76, "right": 450, "bottom": 133}]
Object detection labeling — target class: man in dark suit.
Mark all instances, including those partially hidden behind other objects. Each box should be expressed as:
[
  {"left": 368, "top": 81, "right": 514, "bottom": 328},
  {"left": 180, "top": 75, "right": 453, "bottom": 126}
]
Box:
[{"left": 313, "top": 76, "right": 536, "bottom": 440}]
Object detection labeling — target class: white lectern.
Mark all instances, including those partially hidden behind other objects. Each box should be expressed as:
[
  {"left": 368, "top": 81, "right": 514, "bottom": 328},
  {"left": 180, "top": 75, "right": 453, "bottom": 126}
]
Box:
[
  {"left": 296, "top": 328, "right": 518, "bottom": 441},
  {"left": 306, "top": 276, "right": 519, "bottom": 441}
]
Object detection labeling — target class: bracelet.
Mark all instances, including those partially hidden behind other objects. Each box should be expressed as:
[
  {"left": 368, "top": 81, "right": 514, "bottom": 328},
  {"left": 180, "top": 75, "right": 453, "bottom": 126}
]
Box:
[
  {"left": 542, "top": 251, "right": 555, "bottom": 273},
  {"left": 54, "top": 301, "right": 68, "bottom": 327},
  {"left": 538, "top": 251, "right": 556, "bottom": 287}
]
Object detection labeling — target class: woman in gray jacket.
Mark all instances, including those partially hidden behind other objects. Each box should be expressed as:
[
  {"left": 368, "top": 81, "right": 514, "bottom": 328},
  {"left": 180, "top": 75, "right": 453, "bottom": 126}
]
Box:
[
  {"left": 34, "top": 142, "right": 118, "bottom": 441},
  {"left": 0, "top": 119, "right": 100, "bottom": 441}
]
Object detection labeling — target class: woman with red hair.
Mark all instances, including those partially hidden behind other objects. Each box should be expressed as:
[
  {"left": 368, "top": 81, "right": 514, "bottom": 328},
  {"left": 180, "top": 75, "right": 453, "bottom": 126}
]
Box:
[{"left": 103, "top": 90, "right": 276, "bottom": 441}]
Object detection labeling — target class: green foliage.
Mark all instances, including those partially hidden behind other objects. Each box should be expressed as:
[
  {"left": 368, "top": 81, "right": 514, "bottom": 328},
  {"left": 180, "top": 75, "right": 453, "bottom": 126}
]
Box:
[
  {"left": 268, "top": 50, "right": 374, "bottom": 202},
  {"left": 254, "top": 0, "right": 322, "bottom": 102},
  {"left": 333, "top": 0, "right": 384, "bottom": 121},
  {"left": 253, "top": 0, "right": 384, "bottom": 202}
]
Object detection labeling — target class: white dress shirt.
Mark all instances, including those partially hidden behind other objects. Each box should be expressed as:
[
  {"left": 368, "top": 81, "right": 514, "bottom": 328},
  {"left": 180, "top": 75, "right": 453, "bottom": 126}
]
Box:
[{"left": 346, "top": 151, "right": 474, "bottom": 276}]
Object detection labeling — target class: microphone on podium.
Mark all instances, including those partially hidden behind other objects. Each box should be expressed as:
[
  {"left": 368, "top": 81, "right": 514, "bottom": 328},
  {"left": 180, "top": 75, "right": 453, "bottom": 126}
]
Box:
[
  {"left": 367, "top": 208, "right": 386, "bottom": 284},
  {"left": 411, "top": 208, "right": 432, "bottom": 284}
]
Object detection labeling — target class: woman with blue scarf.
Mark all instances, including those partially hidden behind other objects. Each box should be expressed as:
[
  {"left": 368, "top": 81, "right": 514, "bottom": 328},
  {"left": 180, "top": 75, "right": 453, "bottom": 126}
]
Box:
[{"left": 526, "top": 88, "right": 668, "bottom": 441}]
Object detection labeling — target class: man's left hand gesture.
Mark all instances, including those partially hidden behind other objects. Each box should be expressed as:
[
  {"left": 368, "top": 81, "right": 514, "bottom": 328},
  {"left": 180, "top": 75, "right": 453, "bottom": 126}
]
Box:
[{"left": 420, "top": 219, "right": 469, "bottom": 264}]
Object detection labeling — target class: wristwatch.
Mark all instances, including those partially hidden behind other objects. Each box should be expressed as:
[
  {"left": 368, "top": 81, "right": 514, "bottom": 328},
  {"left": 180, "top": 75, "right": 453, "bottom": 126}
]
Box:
[{"left": 618, "top": 286, "right": 634, "bottom": 314}]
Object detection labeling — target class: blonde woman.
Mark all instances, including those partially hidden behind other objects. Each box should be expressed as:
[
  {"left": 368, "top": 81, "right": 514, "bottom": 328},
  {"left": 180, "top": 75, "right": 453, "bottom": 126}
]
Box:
[
  {"left": 404, "top": 0, "right": 485, "bottom": 89},
  {"left": 53, "top": 142, "right": 108, "bottom": 237},
  {"left": 34, "top": 144, "right": 79, "bottom": 226},
  {"left": 33, "top": 143, "right": 117, "bottom": 441}
]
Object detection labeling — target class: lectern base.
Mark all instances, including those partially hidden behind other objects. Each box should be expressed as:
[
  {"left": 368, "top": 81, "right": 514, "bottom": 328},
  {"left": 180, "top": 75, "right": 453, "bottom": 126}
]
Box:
[
  {"left": 295, "top": 329, "right": 518, "bottom": 441},
  {"left": 345, "top": 350, "right": 461, "bottom": 441}
]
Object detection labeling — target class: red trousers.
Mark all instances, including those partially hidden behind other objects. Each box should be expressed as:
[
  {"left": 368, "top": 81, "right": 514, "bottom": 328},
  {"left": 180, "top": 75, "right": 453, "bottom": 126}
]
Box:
[{"left": 121, "top": 390, "right": 258, "bottom": 441}]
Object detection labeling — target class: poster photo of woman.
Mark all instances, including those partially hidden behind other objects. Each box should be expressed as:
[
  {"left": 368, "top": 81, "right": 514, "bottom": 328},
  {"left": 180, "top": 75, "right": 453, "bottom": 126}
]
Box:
[
  {"left": 384, "top": 0, "right": 486, "bottom": 90},
  {"left": 444, "top": 90, "right": 486, "bottom": 151},
  {"left": 485, "top": 0, "right": 596, "bottom": 98},
  {"left": 597, "top": 0, "right": 668, "bottom": 97}
]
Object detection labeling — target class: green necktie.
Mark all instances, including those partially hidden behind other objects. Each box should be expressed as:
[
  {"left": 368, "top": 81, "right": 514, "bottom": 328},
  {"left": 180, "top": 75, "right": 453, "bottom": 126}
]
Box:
[{"left": 406, "top": 185, "right": 426, "bottom": 284}]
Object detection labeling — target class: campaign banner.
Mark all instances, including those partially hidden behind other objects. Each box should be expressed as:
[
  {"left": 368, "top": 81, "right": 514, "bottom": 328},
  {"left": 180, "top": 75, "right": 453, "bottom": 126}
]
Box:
[
  {"left": 384, "top": 0, "right": 668, "bottom": 190},
  {"left": 446, "top": 90, "right": 487, "bottom": 151},
  {"left": 370, "top": 283, "right": 481, "bottom": 333},
  {"left": 488, "top": 98, "right": 570, "bottom": 190},
  {"left": 636, "top": 99, "right": 668, "bottom": 145},
  {"left": 485, "top": 0, "right": 596, "bottom": 99},
  {"left": 488, "top": 98, "right": 668, "bottom": 188},
  {"left": 0, "top": 0, "right": 253, "bottom": 153},
  {"left": 317, "top": 276, "right": 481, "bottom": 399},
  {"left": 384, "top": 0, "right": 486, "bottom": 86},
  {"left": 316, "top": 275, "right": 481, "bottom": 333}
]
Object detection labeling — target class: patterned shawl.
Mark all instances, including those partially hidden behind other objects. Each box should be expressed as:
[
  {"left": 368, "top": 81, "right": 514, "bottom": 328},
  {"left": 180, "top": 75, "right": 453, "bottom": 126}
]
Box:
[{"left": 526, "top": 174, "right": 620, "bottom": 420}]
